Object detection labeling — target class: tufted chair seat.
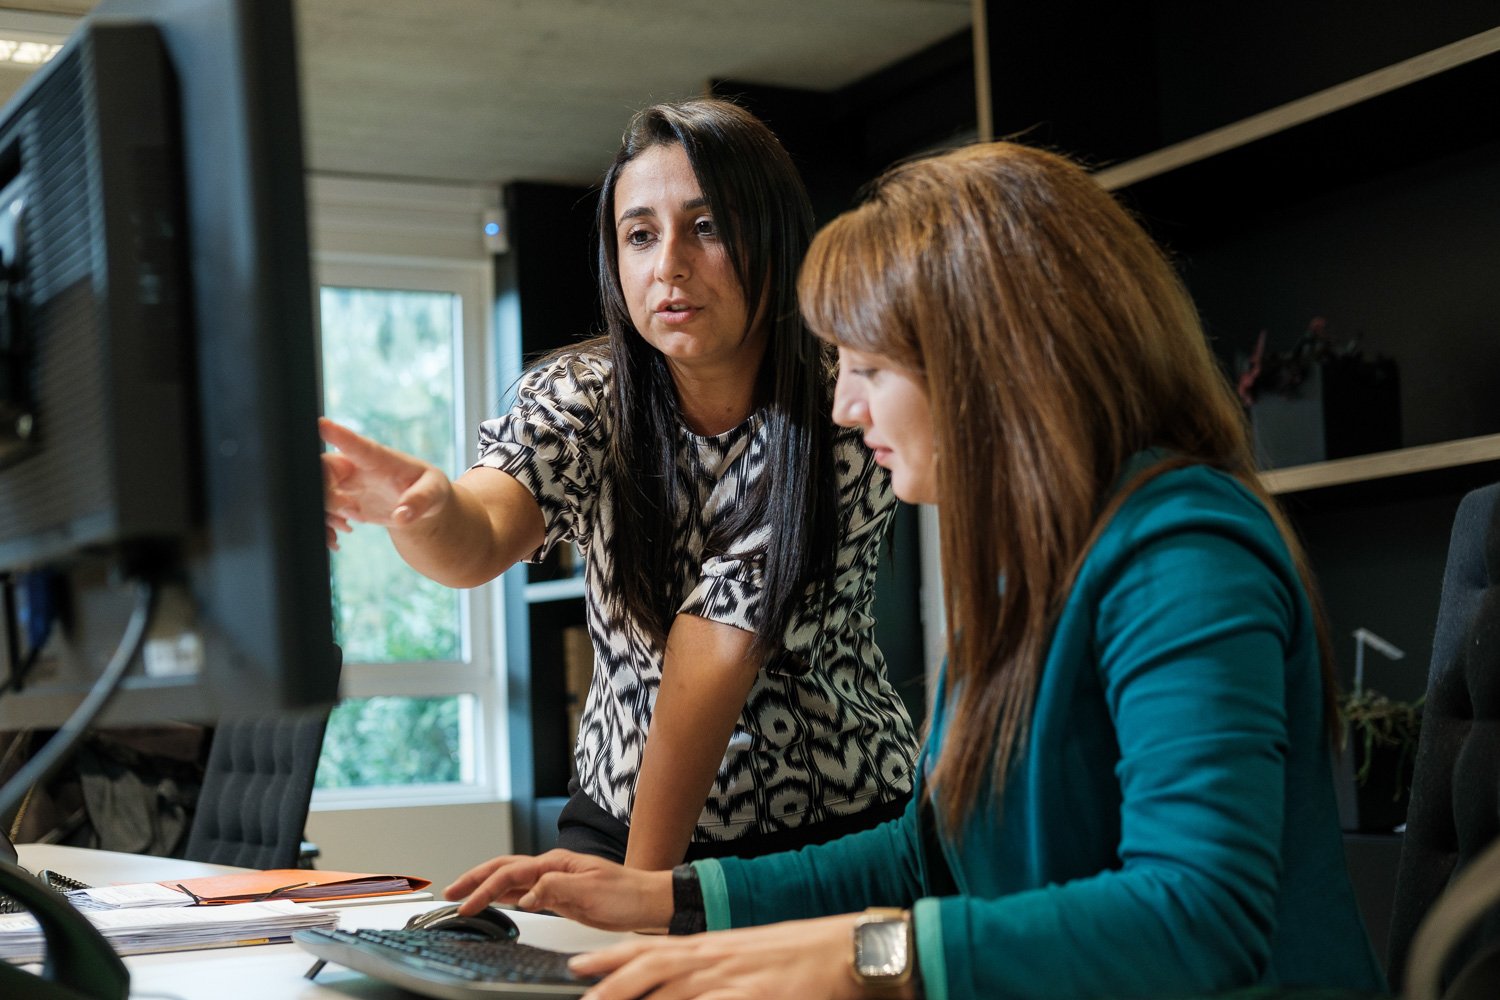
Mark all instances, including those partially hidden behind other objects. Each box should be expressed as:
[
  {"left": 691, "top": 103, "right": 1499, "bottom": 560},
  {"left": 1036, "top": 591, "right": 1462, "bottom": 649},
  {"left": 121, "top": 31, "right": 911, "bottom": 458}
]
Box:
[{"left": 1386, "top": 481, "right": 1500, "bottom": 994}]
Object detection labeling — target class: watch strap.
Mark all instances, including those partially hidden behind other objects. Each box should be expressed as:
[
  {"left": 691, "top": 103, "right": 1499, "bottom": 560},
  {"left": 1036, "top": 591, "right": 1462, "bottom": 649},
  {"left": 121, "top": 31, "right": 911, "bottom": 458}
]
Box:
[{"left": 667, "top": 863, "right": 706, "bottom": 936}]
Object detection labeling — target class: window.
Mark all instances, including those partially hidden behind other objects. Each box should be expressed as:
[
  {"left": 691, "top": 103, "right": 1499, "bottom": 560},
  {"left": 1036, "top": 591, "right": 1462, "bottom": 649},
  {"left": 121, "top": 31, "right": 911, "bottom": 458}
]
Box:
[{"left": 307, "top": 178, "right": 505, "bottom": 807}]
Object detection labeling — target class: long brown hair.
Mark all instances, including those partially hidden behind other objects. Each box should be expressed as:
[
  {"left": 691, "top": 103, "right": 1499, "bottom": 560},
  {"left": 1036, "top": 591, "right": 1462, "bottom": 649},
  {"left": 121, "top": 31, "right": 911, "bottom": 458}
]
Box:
[{"left": 798, "top": 142, "right": 1338, "bottom": 830}]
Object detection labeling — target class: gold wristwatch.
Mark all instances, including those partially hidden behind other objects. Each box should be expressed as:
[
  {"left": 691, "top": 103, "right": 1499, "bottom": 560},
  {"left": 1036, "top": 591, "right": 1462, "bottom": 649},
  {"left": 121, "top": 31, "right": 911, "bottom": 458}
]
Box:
[{"left": 851, "top": 907, "right": 915, "bottom": 992}]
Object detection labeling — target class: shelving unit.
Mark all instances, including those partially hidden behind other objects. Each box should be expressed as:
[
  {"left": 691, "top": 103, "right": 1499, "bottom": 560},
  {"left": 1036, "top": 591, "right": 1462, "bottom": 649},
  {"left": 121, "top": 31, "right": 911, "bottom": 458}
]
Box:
[
  {"left": 983, "top": 6, "right": 1500, "bottom": 460},
  {"left": 1093, "top": 26, "right": 1500, "bottom": 194},
  {"left": 1029, "top": 18, "right": 1500, "bottom": 695}
]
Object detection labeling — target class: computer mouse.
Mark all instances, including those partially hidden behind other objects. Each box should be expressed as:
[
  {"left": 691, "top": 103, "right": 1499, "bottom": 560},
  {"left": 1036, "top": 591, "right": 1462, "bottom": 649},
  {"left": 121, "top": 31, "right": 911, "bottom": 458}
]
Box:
[{"left": 404, "top": 903, "right": 520, "bottom": 941}]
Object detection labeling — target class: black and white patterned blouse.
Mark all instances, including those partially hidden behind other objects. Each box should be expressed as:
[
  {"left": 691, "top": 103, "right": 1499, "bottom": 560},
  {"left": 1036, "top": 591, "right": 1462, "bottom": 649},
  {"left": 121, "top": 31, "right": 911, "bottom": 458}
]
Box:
[{"left": 475, "top": 351, "right": 918, "bottom": 843}]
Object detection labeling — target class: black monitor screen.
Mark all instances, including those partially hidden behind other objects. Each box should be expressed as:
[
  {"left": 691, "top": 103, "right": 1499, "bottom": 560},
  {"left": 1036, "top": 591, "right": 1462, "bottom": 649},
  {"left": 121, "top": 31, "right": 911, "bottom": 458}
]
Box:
[{"left": 0, "top": 0, "right": 337, "bottom": 730}]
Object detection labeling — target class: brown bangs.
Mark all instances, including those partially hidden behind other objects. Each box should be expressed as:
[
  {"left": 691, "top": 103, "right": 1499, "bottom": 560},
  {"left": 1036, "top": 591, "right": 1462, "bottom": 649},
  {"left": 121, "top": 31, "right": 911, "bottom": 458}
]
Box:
[{"left": 797, "top": 199, "right": 922, "bottom": 370}]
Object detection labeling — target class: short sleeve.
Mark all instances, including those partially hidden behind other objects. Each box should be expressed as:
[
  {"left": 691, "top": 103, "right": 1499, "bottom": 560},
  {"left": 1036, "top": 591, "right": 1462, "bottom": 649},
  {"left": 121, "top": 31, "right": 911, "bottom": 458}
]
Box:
[
  {"left": 472, "top": 353, "right": 609, "bottom": 562},
  {"left": 676, "top": 426, "right": 896, "bottom": 653},
  {"left": 675, "top": 524, "right": 770, "bottom": 634}
]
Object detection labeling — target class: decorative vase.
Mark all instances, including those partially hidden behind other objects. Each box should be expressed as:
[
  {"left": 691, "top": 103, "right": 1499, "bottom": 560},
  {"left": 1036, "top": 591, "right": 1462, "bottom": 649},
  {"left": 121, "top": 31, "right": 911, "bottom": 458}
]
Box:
[
  {"left": 1335, "top": 739, "right": 1413, "bottom": 834},
  {"left": 1251, "top": 356, "right": 1401, "bottom": 468}
]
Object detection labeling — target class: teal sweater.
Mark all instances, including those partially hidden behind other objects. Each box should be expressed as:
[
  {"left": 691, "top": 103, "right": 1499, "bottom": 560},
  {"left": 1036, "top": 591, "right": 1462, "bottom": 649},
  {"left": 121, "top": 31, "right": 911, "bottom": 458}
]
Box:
[{"left": 694, "top": 464, "right": 1386, "bottom": 999}]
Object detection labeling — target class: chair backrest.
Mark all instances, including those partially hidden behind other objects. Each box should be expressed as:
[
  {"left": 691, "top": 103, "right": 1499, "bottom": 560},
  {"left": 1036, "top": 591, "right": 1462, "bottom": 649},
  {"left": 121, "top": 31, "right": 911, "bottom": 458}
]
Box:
[
  {"left": 181, "top": 706, "right": 331, "bottom": 870},
  {"left": 1386, "top": 481, "right": 1500, "bottom": 992}
]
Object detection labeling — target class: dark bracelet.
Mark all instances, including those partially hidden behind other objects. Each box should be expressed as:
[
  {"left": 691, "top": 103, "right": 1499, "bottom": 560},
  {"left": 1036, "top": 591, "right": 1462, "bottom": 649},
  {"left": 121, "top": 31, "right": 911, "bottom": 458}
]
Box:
[{"left": 667, "top": 863, "right": 706, "bottom": 936}]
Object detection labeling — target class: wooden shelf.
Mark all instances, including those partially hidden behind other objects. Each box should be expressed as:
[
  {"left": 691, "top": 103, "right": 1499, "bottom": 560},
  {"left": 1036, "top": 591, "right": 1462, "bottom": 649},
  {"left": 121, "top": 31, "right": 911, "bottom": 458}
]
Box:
[
  {"left": 1260, "top": 433, "right": 1500, "bottom": 496},
  {"left": 1093, "top": 26, "right": 1500, "bottom": 243},
  {"left": 525, "top": 576, "right": 586, "bottom": 603},
  {"left": 1094, "top": 27, "right": 1500, "bottom": 192}
]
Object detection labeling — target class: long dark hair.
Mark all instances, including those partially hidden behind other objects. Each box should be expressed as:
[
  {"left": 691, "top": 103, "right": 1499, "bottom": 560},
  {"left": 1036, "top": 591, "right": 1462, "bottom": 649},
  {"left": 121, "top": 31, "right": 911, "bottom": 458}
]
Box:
[
  {"left": 596, "top": 98, "right": 836, "bottom": 664},
  {"left": 800, "top": 142, "right": 1338, "bottom": 829}
]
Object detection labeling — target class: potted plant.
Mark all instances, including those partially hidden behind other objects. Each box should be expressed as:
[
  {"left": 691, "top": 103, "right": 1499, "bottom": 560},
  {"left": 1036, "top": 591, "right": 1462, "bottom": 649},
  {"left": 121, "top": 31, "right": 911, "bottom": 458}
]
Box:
[
  {"left": 1334, "top": 629, "right": 1423, "bottom": 834},
  {"left": 1236, "top": 316, "right": 1401, "bottom": 468}
]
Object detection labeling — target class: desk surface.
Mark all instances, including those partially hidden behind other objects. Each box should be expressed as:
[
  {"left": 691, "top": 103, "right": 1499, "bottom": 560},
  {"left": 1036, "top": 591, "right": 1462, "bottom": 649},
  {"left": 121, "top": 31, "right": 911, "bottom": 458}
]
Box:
[{"left": 16, "top": 844, "right": 636, "bottom": 999}]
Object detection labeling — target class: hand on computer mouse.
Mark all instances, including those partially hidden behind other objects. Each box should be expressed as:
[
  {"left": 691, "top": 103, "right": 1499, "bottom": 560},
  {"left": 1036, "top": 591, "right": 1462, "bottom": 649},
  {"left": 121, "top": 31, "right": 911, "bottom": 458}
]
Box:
[
  {"left": 444, "top": 849, "right": 673, "bottom": 933},
  {"left": 404, "top": 903, "right": 519, "bottom": 940}
]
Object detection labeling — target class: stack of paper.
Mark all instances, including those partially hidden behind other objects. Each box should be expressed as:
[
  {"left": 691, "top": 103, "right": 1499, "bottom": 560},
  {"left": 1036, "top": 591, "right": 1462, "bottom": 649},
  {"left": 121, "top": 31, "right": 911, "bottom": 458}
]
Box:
[
  {"left": 0, "top": 899, "right": 338, "bottom": 964},
  {"left": 67, "top": 883, "right": 194, "bottom": 911}
]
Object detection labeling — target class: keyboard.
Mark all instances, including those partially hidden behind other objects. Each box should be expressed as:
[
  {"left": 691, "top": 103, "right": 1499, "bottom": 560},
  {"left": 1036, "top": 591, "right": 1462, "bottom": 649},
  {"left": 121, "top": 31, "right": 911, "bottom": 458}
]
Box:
[{"left": 293, "top": 926, "right": 598, "bottom": 999}]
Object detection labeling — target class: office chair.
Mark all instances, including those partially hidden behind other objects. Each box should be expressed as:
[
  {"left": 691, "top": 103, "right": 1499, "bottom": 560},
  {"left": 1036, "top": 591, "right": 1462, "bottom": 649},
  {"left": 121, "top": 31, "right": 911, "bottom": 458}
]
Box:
[
  {"left": 1385, "top": 481, "right": 1500, "bottom": 997},
  {"left": 181, "top": 705, "right": 332, "bottom": 871}
]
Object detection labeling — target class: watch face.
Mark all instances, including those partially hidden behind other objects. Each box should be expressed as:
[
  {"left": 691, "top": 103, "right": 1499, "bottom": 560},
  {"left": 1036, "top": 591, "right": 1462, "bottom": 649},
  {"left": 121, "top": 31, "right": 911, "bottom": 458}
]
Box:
[{"left": 856, "top": 918, "right": 909, "bottom": 978}]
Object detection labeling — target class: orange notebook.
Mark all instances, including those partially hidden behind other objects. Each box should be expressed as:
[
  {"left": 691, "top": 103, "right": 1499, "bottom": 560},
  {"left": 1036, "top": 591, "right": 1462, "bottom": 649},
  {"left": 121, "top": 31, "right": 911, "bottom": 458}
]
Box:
[{"left": 160, "top": 868, "right": 432, "bottom": 905}]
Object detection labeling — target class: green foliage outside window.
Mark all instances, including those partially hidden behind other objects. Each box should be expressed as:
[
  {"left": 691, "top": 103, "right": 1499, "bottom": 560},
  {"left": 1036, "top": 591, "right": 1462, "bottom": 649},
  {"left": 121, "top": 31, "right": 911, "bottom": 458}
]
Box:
[
  {"left": 317, "top": 696, "right": 464, "bottom": 788},
  {"left": 315, "top": 285, "right": 469, "bottom": 789}
]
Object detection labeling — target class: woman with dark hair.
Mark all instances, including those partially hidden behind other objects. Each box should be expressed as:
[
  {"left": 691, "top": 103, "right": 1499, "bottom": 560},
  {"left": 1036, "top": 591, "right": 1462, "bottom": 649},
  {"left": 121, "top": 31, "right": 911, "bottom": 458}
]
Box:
[
  {"left": 322, "top": 99, "right": 917, "bottom": 869},
  {"left": 439, "top": 142, "right": 1387, "bottom": 999}
]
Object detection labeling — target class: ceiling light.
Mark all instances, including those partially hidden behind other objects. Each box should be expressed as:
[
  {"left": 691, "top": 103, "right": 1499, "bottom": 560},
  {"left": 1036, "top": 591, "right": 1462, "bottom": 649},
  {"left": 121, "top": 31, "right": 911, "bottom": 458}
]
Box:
[
  {"left": 0, "top": 40, "right": 62, "bottom": 67},
  {"left": 0, "top": 11, "right": 78, "bottom": 69}
]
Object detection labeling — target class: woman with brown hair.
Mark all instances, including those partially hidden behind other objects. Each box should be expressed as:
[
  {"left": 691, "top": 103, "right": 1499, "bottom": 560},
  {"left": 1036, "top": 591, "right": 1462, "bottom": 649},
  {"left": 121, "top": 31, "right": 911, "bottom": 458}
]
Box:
[{"left": 441, "top": 141, "right": 1388, "bottom": 999}]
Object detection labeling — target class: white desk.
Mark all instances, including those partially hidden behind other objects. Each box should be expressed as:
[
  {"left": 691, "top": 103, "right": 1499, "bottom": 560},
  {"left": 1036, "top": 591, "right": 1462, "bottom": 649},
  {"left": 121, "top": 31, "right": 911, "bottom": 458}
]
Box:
[{"left": 16, "top": 844, "right": 636, "bottom": 999}]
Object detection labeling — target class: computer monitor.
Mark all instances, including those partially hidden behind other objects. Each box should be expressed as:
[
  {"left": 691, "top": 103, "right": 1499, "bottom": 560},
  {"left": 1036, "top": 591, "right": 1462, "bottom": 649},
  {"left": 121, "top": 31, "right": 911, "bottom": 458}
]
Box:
[
  {"left": 0, "top": 0, "right": 335, "bottom": 993},
  {"left": 0, "top": 0, "right": 337, "bottom": 733}
]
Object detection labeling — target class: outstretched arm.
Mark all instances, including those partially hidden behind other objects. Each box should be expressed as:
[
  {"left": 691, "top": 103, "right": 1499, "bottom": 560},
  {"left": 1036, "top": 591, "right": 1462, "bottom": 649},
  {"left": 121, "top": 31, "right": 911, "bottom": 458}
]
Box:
[{"left": 320, "top": 417, "right": 544, "bottom": 588}]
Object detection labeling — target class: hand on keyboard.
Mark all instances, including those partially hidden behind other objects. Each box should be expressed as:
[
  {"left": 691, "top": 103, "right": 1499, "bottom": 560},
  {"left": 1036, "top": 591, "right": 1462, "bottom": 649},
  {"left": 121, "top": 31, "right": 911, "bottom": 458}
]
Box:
[
  {"left": 443, "top": 850, "right": 673, "bottom": 933},
  {"left": 566, "top": 912, "right": 866, "bottom": 1000}
]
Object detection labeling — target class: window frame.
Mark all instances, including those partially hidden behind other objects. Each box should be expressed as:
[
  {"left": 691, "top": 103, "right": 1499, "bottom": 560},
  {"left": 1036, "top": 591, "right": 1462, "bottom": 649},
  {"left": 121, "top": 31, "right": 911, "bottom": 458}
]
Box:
[{"left": 307, "top": 177, "right": 508, "bottom": 810}]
